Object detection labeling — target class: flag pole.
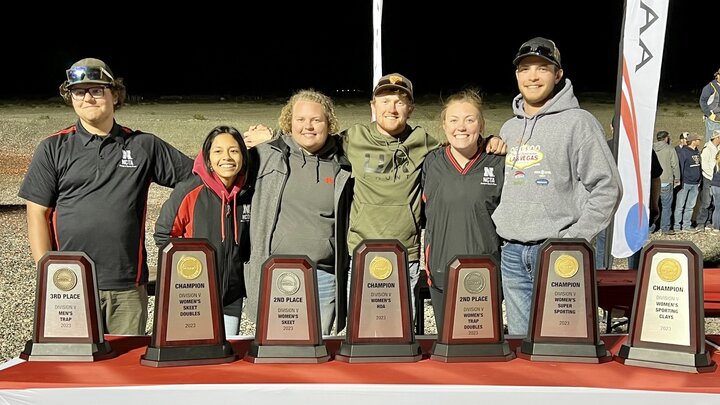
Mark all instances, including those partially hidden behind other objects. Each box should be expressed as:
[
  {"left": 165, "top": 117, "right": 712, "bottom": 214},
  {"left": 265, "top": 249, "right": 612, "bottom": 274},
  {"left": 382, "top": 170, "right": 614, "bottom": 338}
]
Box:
[
  {"left": 603, "top": 0, "right": 628, "bottom": 270},
  {"left": 372, "top": 0, "right": 383, "bottom": 121}
]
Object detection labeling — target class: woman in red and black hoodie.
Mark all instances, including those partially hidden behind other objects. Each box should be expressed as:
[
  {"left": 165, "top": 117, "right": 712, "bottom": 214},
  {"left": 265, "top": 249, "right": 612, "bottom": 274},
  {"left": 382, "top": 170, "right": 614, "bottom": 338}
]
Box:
[{"left": 154, "top": 125, "right": 252, "bottom": 336}]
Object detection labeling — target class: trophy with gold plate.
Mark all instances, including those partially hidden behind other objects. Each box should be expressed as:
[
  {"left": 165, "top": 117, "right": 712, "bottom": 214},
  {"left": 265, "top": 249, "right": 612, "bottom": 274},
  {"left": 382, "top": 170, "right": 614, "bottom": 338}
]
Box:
[
  {"left": 616, "top": 241, "right": 716, "bottom": 373},
  {"left": 518, "top": 239, "right": 611, "bottom": 363},
  {"left": 335, "top": 239, "right": 422, "bottom": 363},
  {"left": 21, "top": 251, "right": 114, "bottom": 361},
  {"left": 141, "top": 238, "right": 237, "bottom": 367}
]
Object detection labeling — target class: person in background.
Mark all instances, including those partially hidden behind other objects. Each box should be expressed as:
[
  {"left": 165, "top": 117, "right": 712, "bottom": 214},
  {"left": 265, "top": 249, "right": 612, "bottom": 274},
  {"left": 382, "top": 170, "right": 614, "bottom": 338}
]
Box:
[
  {"left": 674, "top": 133, "right": 703, "bottom": 233},
  {"left": 244, "top": 89, "right": 352, "bottom": 336},
  {"left": 421, "top": 88, "right": 504, "bottom": 329},
  {"left": 154, "top": 126, "right": 252, "bottom": 336},
  {"left": 19, "top": 58, "right": 193, "bottom": 335},
  {"left": 492, "top": 37, "right": 622, "bottom": 336},
  {"left": 696, "top": 130, "right": 720, "bottom": 231},
  {"left": 653, "top": 130, "right": 680, "bottom": 235},
  {"left": 710, "top": 150, "right": 720, "bottom": 233},
  {"left": 676, "top": 132, "right": 689, "bottom": 153},
  {"left": 699, "top": 68, "right": 720, "bottom": 143},
  {"left": 674, "top": 131, "right": 689, "bottom": 225}
]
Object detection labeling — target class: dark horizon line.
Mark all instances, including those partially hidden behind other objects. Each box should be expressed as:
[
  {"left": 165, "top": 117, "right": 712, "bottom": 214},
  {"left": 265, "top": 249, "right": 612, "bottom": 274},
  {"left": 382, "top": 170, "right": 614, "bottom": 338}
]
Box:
[{"left": 0, "top": 88, "right": 703, "bottom": 105}]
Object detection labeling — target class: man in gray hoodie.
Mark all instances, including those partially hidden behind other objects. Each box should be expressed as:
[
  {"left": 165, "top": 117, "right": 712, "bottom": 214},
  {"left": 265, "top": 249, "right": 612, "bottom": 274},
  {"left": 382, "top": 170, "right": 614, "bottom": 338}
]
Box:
[
  {"left": 492, "top": 37, "right": 622, "bottom": 336},
  {"left": 652, "top": 130, "right": 680, "bottom": 234}
]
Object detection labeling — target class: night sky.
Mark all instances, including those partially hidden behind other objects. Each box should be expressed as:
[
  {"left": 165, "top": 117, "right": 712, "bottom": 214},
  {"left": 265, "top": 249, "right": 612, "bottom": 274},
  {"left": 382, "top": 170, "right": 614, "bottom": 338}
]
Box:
[{"left": 1, "top": 1, "right": 706, "bottom": 100}]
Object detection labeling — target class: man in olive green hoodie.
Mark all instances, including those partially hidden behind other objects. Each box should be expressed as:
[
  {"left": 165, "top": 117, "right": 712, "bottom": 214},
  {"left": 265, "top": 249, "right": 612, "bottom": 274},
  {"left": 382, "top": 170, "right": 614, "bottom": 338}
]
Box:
[{"left": 339, "top": 74, "right": 437, "bottom": 316}]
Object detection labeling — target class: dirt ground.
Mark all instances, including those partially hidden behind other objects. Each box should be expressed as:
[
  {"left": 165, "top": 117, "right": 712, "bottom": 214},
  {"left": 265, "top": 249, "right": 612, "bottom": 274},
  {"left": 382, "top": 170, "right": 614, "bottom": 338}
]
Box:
[{"left": 0, "top": 93, "right": 706, "bottom": 203}]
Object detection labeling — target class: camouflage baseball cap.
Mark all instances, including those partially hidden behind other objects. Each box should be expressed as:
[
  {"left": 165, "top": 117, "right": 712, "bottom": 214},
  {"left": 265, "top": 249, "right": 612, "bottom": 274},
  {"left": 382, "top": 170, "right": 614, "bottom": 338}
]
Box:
[
  {"left": 373, "top": 73, "right": 414, "bottom": 102},
  {"left": 65, "top": 58, "right": 115, "bottom": 87},
  {"left": 513, "top": 37, "right": 562, "bottom": 68}
]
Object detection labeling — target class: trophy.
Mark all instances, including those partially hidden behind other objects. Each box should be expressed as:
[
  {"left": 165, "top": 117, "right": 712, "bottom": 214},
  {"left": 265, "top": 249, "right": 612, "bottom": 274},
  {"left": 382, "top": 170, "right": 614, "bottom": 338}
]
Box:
[
  {"left": 335, "top": 240, "right": 422, "bottom": 363},
  {"left": 141, "top": 238, "right": 237, "bottom": 367},
  {"left": 430, "top": 256, "right": 514, "bottom": 362},
  {"left": 518, "top": 239, "right": 611, "bottom": 363},
  {"left": 21, "top": 251, "right": 114, "bottom": 361},
  {"left": 245, "top": 255, "right": 329, "bottom": 363},
  {"left": 616, "top": 241, "right": 716, "bottom": 373}
]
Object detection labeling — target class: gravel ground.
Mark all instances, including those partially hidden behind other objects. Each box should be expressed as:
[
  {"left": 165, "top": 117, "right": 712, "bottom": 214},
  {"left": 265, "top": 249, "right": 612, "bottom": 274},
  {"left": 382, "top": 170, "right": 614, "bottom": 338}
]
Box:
[{"left": 2, "top": 197, "right": 720, "bottom": 363}]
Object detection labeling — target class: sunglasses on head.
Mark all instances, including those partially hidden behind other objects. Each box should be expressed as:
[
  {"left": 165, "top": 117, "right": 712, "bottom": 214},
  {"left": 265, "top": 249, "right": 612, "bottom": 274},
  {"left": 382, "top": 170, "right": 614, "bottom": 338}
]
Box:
[
  {"left": 65, "top": 66, "right": 114, "bottom": 84},
  {"left": 517, "top": 45, "right": 558, "bottom": 64}
]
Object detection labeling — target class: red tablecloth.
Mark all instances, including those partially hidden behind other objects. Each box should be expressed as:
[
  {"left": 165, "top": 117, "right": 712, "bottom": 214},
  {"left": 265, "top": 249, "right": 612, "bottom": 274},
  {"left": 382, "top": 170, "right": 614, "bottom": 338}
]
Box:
[{"left": 1, "top": 335, "right": 719, "bottom": 394}]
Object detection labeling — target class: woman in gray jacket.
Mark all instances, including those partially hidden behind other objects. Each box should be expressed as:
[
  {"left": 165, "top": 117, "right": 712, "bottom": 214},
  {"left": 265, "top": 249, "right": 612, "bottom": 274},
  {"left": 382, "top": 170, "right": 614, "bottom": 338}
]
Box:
[{"left": 245, "top": 89, "right": 352, "bottom": 335}]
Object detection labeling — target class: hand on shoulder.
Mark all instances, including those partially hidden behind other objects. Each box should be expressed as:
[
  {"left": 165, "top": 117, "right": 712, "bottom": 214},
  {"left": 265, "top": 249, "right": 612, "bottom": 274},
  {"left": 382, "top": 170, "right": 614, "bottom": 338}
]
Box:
[
  {"left": 243, "top": 124, "right": 274, "bottom": 148},
  {"left": 485, "top": 135, "right": 507, "bottom": 156}
]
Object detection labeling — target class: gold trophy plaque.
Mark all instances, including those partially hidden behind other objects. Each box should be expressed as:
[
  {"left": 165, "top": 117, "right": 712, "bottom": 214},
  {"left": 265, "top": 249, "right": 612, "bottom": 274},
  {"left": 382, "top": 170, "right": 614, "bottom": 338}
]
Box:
[
  {"left": 616, "top": 241, "right": 716, "bottom": 373},
  {"left": 336, "top": 239, "right": 421, "bottom": 363},
  {"left": 518, "top": 239, "right": 611, "bottom": 363},
  {"left": 141, "top": 238, "right": 237, "bottom": 367}
]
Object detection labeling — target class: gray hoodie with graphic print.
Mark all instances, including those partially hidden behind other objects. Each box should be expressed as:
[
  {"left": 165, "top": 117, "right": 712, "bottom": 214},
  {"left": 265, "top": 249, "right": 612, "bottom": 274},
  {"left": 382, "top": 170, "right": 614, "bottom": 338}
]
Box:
[{"left": 492, "top": 79, "right": 622, "bottom": 243}]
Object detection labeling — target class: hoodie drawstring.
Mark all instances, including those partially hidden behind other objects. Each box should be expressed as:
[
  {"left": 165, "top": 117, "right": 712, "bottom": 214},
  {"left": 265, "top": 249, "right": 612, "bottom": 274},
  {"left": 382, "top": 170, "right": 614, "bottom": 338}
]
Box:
[
  {"left": 233, "top": 193, "right": 239, "bottom": 245},
  {"left": 220, "top": 194, "right": 227, "bottom": 242},
  {"left": 219, "top": 193, "right": 240, "bottom": 245}
]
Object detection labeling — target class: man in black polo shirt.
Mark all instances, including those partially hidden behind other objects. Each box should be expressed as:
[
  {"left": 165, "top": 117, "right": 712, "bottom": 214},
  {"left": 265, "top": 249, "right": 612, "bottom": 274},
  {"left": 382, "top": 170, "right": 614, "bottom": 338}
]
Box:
[{"left": 18, "top": 58, "right": 193, "bottom": 335}]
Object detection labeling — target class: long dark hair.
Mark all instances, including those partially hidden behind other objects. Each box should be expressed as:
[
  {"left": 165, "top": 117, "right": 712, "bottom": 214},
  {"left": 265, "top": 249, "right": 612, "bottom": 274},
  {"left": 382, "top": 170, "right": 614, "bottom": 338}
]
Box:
[{"left": 201, "top": 125, "right": 249, "bottom": 176}]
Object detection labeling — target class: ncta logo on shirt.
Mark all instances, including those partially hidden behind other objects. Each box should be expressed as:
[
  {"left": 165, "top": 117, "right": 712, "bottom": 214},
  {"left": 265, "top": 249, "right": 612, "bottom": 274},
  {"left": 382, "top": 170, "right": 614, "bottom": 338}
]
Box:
[
  {"left": 482, "top": 167, "right": 496, "bottom": 185},
  {"left": 119, "top": 150, "right": 137, "bottom": 168}
]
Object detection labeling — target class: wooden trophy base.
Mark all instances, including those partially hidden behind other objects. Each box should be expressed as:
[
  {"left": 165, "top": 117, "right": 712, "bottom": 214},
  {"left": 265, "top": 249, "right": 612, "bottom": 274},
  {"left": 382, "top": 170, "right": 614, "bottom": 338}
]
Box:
[
  {"left": 430, "top": 342, "right": 515, "bottom": 363},
  {"left": 334, "top": 342, "right": 422, "bottom": 363},
  {"left": 243, "top": 343, "right": 329, "bottom": 364},
  {"left": 20, "top": 340, "right": 115, "bottom": 362},
  {"left": 616, "top": 345, "right": 717, "bottom": 373},
  {"left": 140, "top": 343, "right": 237, "bottom": 367},
  {"left": 517, "top": 340, "right": 612, "bottom": 363}
]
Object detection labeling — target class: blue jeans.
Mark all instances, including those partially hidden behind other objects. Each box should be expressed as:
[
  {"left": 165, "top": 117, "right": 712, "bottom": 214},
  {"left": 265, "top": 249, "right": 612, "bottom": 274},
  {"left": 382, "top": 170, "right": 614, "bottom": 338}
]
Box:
[
  {"left": 659, "top": 183, "right": 674, "bottom": 232},
  {"left": 347, "top": 258, "right": 420, "bottom": 321},
  {"left": 713, "top": 185, "right": 720, "bottom": 229},
  {"left": 594, "top": 228, "right": 608, "bottom": 269},
  {"left": 595, "top": 228, "right": 640, "bottom": 270},
  {"left": 316, "top": 269, "right": 336, "bottom": 335},
  {"left": 697, "top": 179, "right": 714, "bottom": 228},
  {"left": 705, "top": 117, "right": 720, "bottom": 143},
  {"left": 674, "top": 183, "right": 700, "bottom": 230},
  {"left": 223, "top": 297, "right": 243, "bottom": 336},
  {"left": 500, "top": 241, "right": 541, "bottom": 336}
]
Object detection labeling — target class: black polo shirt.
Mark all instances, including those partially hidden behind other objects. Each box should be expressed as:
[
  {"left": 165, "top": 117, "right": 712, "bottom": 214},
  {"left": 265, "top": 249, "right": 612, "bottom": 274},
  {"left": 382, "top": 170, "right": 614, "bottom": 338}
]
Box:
[
  {"left": 421, "top": 146, "right": 505, "bottom": 290},
  {"left": 19, "top": 120, "right": 193, "bottom": 290}
]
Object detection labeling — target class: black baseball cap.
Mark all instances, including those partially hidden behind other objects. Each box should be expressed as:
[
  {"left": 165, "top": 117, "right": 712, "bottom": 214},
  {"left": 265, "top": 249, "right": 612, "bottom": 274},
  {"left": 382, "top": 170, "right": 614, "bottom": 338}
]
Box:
[{"left": 513, "top": 37, "right": 562, "bottom": 68}]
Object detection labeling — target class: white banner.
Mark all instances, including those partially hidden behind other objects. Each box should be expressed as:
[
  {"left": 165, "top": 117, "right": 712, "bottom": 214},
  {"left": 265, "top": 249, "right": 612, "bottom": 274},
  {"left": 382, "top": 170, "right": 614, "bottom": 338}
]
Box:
[{"left": 611, "top": 0, "right": 669, "bottom": 258}]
